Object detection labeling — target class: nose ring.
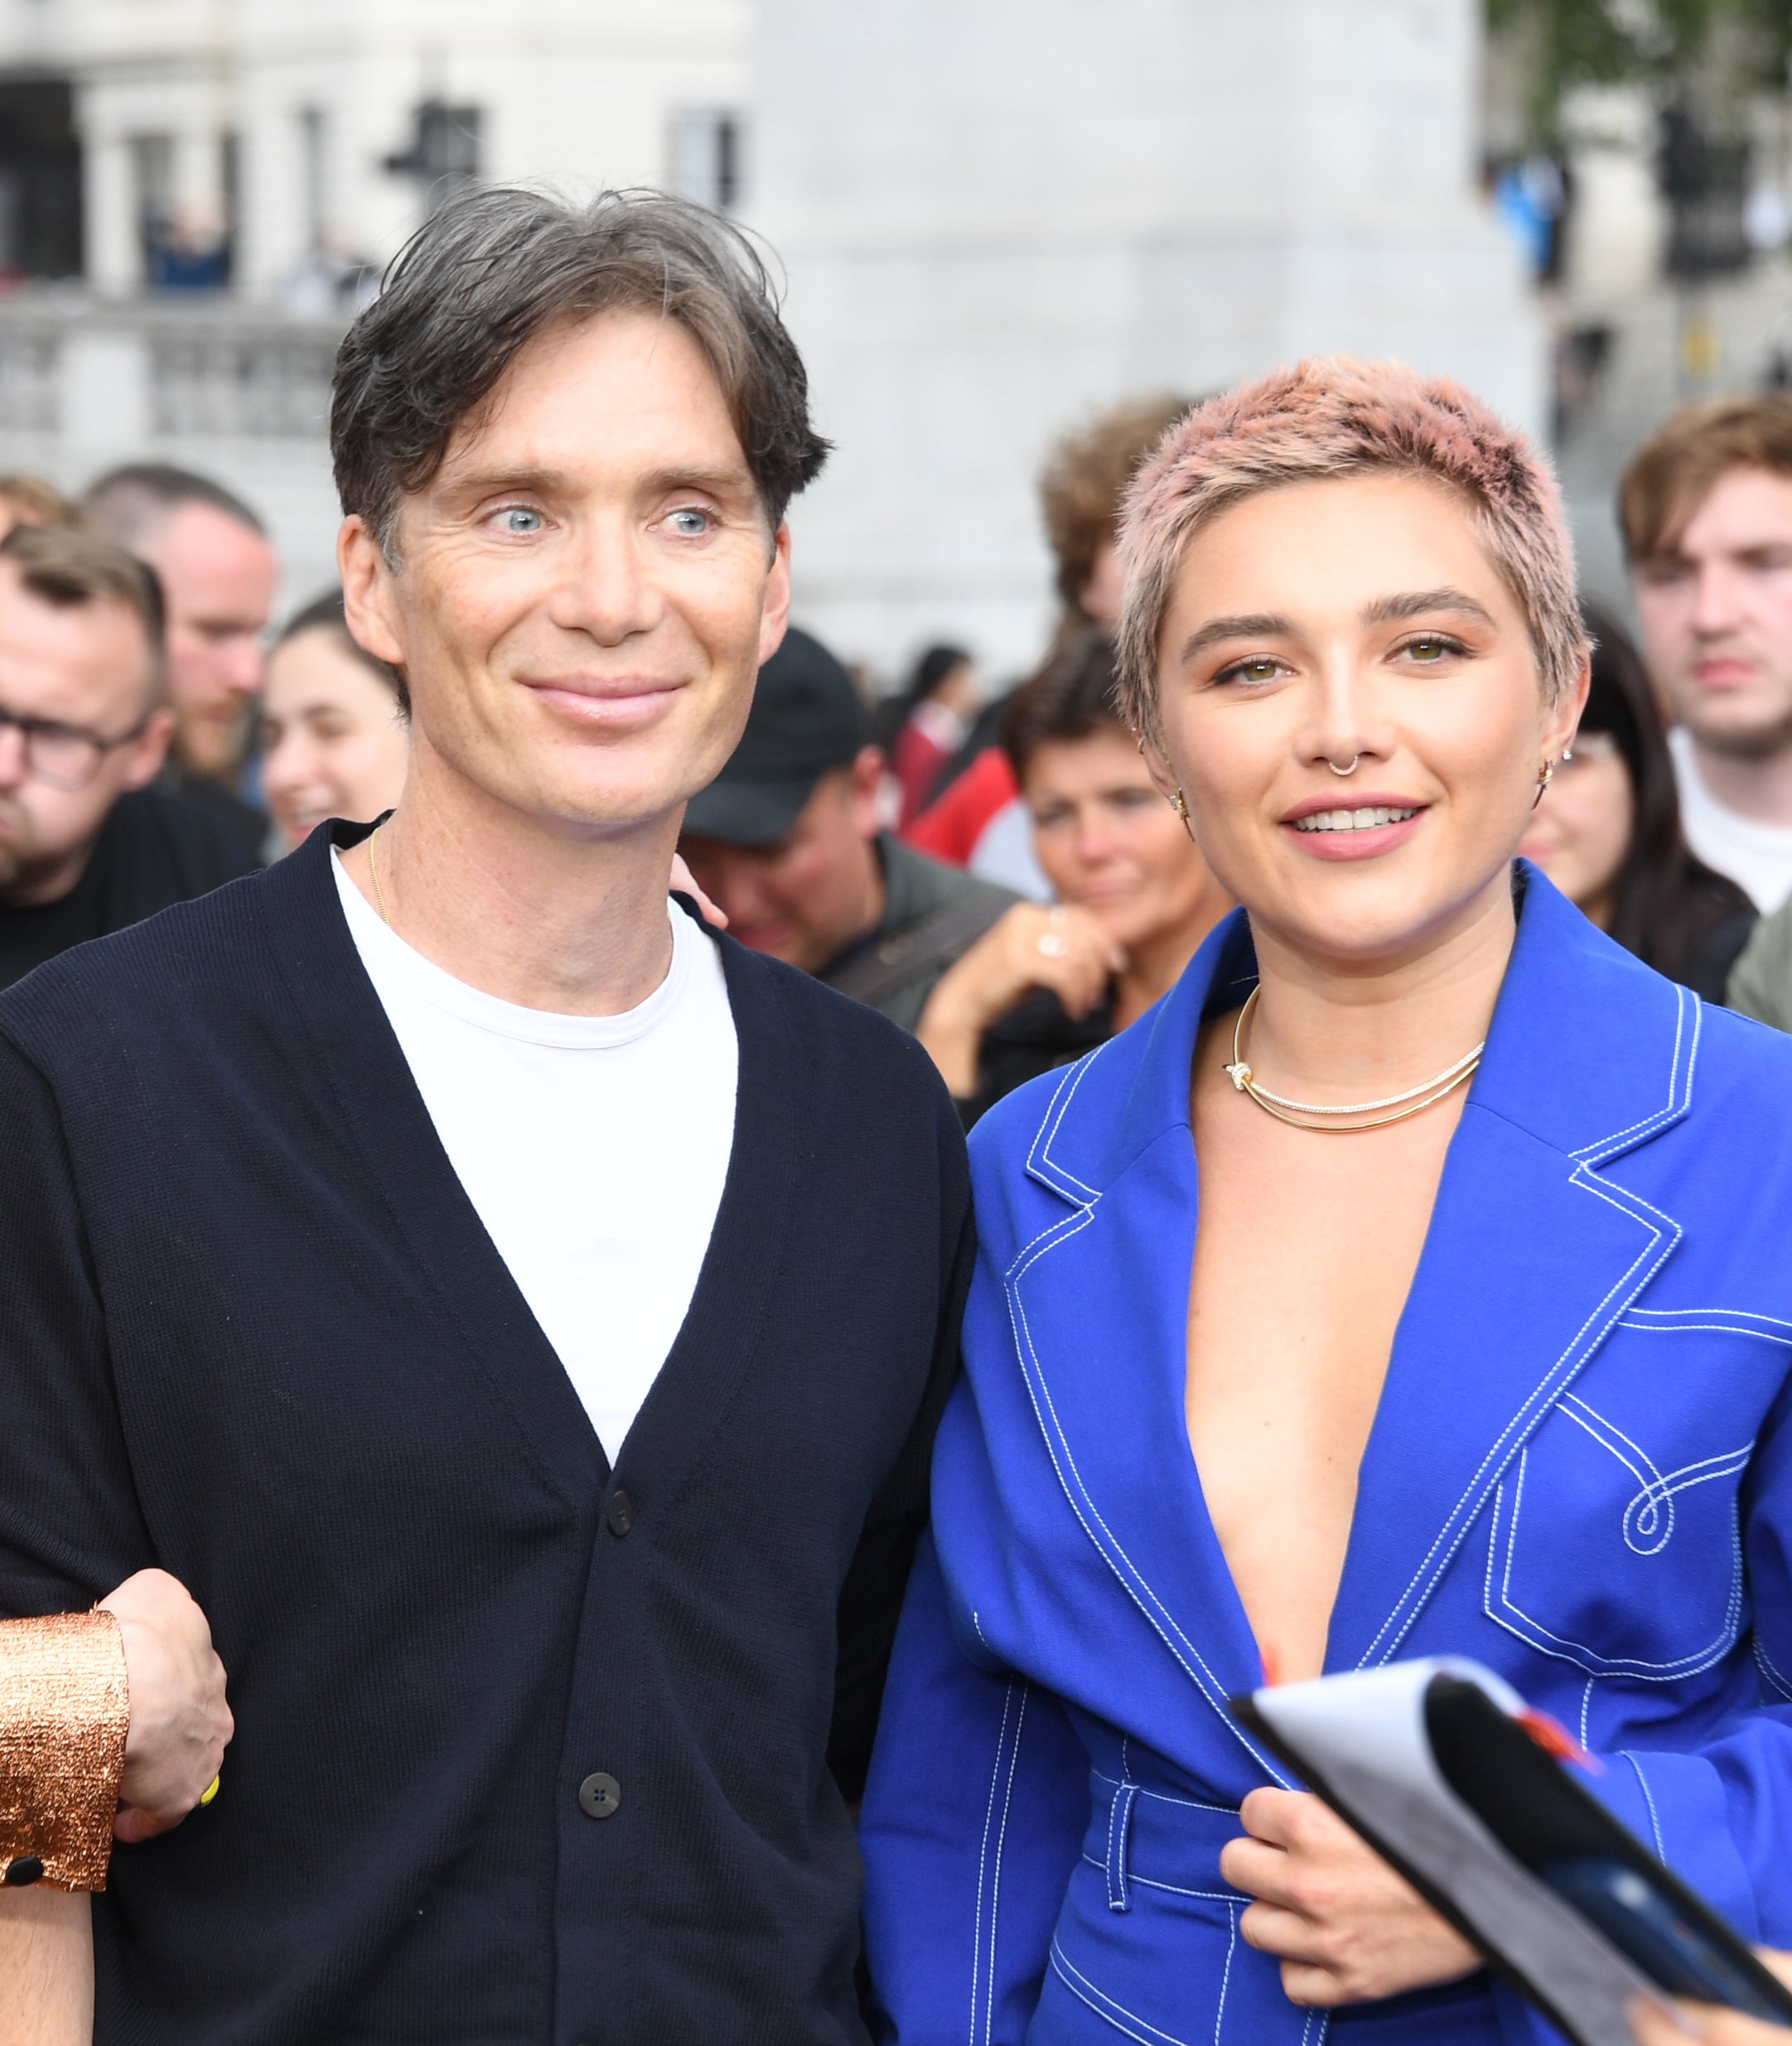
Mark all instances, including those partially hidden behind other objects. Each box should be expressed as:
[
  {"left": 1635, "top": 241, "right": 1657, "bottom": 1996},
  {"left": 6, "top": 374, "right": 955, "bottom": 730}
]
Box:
[{"left": 1326, "top": 755, "right": 1360, "bottom": 776}]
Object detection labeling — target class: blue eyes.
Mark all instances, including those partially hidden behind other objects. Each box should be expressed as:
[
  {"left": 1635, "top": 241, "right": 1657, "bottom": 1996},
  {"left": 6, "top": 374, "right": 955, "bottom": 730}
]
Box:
[{"left": 485, "top": 504, "right": 714, "bottom": 538}]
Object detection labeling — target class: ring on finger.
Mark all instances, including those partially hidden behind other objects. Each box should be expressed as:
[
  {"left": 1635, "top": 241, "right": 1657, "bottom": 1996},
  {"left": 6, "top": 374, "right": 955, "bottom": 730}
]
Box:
[{"left": 1037, "top": 933, "right": 1066, "bottom": 958}]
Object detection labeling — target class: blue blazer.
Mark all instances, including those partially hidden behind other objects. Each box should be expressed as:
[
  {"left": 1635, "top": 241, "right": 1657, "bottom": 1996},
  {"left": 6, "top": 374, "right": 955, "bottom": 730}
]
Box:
[{"left": 862, "top": 867, "right": 1792, "bottom": 2046}]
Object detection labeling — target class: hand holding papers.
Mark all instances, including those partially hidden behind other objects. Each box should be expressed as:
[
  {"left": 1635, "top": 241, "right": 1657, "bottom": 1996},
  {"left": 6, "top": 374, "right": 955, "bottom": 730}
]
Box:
[{"left": 1231, "top": 1658, "right": 1792, "bottom": 2046}]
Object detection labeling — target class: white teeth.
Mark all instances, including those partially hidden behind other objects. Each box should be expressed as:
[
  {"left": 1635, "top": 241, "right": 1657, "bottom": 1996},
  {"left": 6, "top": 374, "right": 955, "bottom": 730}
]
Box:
[{"left": 1292, "top": 806, "right": 1418, "bottom": 832}]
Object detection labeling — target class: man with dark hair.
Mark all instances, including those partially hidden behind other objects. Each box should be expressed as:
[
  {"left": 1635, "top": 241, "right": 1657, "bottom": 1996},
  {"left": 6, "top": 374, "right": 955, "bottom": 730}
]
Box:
[
  {"left": 0, "top": 186, "right": 967, "bottom": 2046},
  {"left": 679, "top": 625, "right": 1015, "bottom": 1029},
  {"left": 0, "top": 524, "right": 258, "bottom": 990},
  {"left": 83, "top": 462, "right": 277, "bottom": 854},
  {"left": 1622, "top": 395, "right": 1792, "bottom": 915}
]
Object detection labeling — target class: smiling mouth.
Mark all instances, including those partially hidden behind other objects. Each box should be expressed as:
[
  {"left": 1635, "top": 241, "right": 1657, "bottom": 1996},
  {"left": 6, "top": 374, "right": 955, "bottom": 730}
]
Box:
[{"left": 1292, "top": 805, "right": 1420, "bottom": 834}]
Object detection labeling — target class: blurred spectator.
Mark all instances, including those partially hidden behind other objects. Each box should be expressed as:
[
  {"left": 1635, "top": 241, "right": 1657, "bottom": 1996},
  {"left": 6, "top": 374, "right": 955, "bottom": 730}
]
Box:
[
  {"left": 1624, "top": 395, "right": 1792, "bottom": 913},
  {"left": 0, "top": 525, "right": 258, "bottom": 991},
  {"left": 262, "top": 591, "right": 408, "bottom": 851},
  {"left": 914, "top": 631, "right": 1229, "bottom": 1120},
  {"left": 884, "top": 643, "right": 978, "bottom": 825},
  {"left": 680, "top": 625, "right": 1013, "bottom": 1029},
  {"left": 907, "top": 393, "right": 1193, "bottom": 896},
  {"left": 0, "top": 474, "right": 75, "bottom": 541},
  {"left": 83, "top": 462, "right": 277, "bottom": 858},
  {"left": 1519, "top": 606, "right": 1755, "bottom": 1003},
  {"left": 1041, "top": 392, "right": 1191, "bottom": 633}
]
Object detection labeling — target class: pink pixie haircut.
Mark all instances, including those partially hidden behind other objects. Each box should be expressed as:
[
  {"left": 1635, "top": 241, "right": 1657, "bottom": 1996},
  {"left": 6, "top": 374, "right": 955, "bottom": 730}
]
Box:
[{"left": 1113, "top": 355, "right": 1587, "bottom": 745}]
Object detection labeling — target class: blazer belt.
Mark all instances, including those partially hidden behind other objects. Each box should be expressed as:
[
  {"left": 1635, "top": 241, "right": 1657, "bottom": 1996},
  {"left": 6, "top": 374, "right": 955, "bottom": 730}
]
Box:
[{"left": 1084, "top": 1770, "right": 1243, "bottom": 1916}]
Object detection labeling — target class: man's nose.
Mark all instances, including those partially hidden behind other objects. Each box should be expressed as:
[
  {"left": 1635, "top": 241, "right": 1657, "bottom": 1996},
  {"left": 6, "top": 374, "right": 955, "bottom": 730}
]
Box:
[
  {"left": 0, "top": 719, "right": 27, "bottom": 789},
  {"left": 224, "top": 638, "right": 265, "bottom": 696},
  {"left": 1691, "top": 562, "right": 1743, "bottom": 635}
]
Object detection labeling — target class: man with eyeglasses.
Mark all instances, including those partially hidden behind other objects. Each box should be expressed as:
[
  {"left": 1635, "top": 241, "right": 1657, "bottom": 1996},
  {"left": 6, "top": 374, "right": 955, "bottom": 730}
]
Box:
[{"left": 0, "top": 524, "right": 258, "bottom": 992}]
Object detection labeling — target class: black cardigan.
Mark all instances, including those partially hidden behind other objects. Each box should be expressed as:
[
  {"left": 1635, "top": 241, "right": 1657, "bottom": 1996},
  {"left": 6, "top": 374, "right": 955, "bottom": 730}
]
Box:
[{"left": 0, "top": 823, "right": 970, "bottom": 2046}]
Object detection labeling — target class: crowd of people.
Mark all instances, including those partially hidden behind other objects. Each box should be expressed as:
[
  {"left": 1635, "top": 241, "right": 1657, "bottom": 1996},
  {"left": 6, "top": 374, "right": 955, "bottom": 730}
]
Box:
[{"left": 6, "top": 181, "right": 1792, "bottom": 2045}]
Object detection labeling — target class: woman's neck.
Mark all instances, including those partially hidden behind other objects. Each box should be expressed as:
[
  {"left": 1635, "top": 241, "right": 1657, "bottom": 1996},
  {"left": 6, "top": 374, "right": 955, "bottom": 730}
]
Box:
[{"left": 1239, "top": 871, "right": 1518, "bottom": 1105}]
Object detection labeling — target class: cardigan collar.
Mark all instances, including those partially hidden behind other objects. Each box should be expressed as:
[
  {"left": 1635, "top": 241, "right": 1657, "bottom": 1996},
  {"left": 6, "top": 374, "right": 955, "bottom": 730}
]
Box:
[{"left": 254, "top": 820, "right": 797, "bottom": 1518}]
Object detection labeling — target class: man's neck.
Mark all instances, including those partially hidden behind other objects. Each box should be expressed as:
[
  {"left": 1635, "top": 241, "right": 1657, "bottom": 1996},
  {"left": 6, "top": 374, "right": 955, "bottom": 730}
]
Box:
[
  {"left": 336, "top": 765, "right": 680, "bottom": 1017},
  {"left": 1686, "top": 731, "right": 1792, "bottom": 829}
]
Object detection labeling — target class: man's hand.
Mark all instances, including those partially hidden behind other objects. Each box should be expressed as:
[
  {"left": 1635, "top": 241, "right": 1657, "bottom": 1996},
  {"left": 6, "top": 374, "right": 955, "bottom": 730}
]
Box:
[
  {"left": 1219, "top": 1787, "right": 1481, "bottom": 2007},
  {"left": 1630, "top": 1952, "right": 1792, "bottom": 2042},
  {"left": 98, "top": 1571, "right": 231, "bottom": 1842}
]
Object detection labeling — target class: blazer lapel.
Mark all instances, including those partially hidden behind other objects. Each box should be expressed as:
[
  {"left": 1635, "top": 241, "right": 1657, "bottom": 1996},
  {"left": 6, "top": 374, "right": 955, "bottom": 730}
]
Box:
[
  {"left": 1328, "top": 870, "right": 1697, "bottom": 1671},
  {"left": 1007, "top": 918, "right": 1292, "bottom": 1778}
]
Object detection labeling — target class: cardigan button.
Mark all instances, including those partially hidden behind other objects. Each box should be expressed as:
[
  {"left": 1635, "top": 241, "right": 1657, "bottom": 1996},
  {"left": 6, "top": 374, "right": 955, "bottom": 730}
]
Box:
[
  {"left": 578, "top": 1772, "right": 621, "bottom": 1821},
  {"left": 3, "top": 1856, "right": 43, "bottom": 1886},
  {"left": 606, "top": 1489, "right": 634, "bottom": 1538}
]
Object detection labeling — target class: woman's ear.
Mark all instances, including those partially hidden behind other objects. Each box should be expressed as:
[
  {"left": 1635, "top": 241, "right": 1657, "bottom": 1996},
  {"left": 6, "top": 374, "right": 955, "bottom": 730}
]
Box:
[
  {"left": 1137, "top": 731, "right": 1184, "bottom": 810},
  {"left": 1545, "top": 650, "right": 1592, "bottom": 765}
]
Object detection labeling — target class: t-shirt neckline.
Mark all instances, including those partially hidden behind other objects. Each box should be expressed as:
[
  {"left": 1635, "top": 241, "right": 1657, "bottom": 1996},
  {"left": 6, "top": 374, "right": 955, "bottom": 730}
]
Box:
[{"left": 330, "top": 846, "right": 693, "bottom": 1050}]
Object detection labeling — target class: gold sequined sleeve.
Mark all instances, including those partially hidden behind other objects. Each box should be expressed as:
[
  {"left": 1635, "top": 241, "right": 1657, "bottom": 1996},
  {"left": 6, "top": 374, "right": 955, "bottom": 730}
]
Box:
[{"left": 0, "top": 1609, "right": 128, "bottom": 1892}]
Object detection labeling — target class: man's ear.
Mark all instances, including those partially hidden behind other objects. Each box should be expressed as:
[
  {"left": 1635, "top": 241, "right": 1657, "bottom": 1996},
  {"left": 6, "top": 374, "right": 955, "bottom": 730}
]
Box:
[
  {"left": 756, "top": 524, "right": 793, "bottom": 668},
  {"left": 338, "top": 514, "right": 408, "bottom": 670},
  {"left": 118, "top": 707, "right": 176, "bottom": 793},
  {"left": 847, "top": 746, "right": 888, "bottom": 840}
]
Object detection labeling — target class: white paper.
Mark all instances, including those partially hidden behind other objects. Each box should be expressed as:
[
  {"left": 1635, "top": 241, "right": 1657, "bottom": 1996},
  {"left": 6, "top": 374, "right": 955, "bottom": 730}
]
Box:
[{"left": 1249, "top": 1659, "right": 1670, "bottom": 2046}]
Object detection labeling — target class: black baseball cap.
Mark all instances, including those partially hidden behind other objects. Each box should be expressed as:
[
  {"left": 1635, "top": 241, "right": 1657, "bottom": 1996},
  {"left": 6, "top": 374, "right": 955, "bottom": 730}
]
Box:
[{"left": 682, "top": 626, "right": 867, "bottom": 848}]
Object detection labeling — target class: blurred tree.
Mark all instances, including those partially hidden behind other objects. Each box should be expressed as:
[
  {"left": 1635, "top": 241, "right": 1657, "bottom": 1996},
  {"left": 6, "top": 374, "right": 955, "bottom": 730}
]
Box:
[{"left": 1490, "top": 0, "right": 1792, "bottom": 138}]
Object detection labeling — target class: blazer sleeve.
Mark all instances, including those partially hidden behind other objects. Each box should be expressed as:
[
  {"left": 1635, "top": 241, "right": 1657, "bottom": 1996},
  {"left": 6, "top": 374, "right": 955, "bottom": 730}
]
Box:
[
  {"left": 859, "top": 1531, "right": 1086, "bottom": 2046},
  {"left": 0, "top": 1030, "right": 153, "bottom": 1619},
  {"left": 1574, "top": 1372, "right": 1792, "bottom": 1952}
]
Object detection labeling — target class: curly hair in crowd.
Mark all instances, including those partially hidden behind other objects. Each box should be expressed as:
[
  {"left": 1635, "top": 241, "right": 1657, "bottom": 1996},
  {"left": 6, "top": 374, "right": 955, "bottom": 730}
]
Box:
[{"left": 1040, "top": 393, "right": 1191, "bottom": 614}]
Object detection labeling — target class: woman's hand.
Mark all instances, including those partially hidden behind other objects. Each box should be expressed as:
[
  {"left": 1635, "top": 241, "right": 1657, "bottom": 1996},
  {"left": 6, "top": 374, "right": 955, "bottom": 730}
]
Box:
[
  {"left": 99, "top": 1570, "right": 233, "bottom": 1842},
  {"left": 670, "top": 853, "right": 727, "bottom": 929},
  {"left": 915, "top": 902, "right": 1124, "bottom": 1098},
  {"left": 1630, "top": 1952, "right": 1792, "bottom": 2043},
  {"left": 1220, "top": 1788, "right": 1481, "bottom": 2007}
]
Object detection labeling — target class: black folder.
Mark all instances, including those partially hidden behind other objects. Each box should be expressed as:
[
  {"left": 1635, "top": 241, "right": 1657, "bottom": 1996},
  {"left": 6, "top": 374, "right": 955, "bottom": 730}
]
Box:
[{"left": 1230, "top": 1658, "right": 1792, "bottom": 2046}]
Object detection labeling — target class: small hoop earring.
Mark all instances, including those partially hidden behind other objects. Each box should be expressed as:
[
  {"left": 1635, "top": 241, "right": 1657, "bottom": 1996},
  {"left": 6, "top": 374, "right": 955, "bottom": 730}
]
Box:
[
  {"left": 1171, "top": 789, "right": 1191, "bottom": 823},
  {"left": 1327, "top": 755, "right": 1360, "bottom": 777},
  {"left": 1532, "top": 759, "right": 1555, "bottom": 810}
]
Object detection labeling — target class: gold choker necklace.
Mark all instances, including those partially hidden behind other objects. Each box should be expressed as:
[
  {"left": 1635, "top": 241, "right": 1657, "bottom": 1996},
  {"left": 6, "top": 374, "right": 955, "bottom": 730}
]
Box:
[{"left": 1223, "top": 987, "right": 1484, "bottom": 1133}]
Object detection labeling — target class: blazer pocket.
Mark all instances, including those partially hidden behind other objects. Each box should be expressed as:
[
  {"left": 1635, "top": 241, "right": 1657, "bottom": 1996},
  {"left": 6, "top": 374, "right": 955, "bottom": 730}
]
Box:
[{"left": 1485, "top": 1390, "right": 1751, "bottom": 1680}]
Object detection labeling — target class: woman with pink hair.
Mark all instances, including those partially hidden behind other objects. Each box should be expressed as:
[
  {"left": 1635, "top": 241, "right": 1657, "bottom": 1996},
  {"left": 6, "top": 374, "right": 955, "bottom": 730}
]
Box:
[{"left": 860, "top": 358, "right": 1792, "bottom": 2044}]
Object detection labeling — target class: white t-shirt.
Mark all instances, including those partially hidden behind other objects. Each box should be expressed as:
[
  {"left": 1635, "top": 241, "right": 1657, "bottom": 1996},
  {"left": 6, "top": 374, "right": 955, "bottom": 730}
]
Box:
[
  {"left": 332, "top": 851, "right": 737, "bottom": 1460},
  {"left": 1669, "top": 726, "right": 1792, "bottom": 914}
]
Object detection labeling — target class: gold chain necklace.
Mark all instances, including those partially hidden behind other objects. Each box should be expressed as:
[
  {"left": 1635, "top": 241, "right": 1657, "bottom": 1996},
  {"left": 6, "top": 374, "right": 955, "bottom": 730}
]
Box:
[
  {"left": 368, "top": 823, "right": 392, "bottom": 927},
  {"left": 1223, "top": 987, "right": 1484, "bottom": 1134}
]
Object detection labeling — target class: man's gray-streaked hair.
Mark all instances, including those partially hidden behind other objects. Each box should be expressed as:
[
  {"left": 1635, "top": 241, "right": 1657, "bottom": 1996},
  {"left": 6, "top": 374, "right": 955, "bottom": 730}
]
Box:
[{"left": 331, "top": 186, "right": 831, "bottom": 557}]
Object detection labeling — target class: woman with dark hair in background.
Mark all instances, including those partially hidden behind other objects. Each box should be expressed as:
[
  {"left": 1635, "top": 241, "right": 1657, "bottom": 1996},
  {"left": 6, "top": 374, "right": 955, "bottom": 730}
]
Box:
[
  {"left": 1519, "top": 603, "right": 1754, "bottom": 1002},
  {"left": 261, "top": 590, "right": 410, "bottom": 850},
  {"left": 881, "top": 641, "right": 979, "bottom": 826},
  {"left": 915, "top": 630, "right": 1229, "bottom": 1121}
]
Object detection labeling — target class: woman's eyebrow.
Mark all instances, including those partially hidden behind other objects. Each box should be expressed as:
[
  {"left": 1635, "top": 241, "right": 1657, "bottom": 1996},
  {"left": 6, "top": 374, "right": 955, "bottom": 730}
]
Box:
[
  {"left": 1176, "top": 613, "right": 1293, "bottom": 662},
  {"left": 1362, "top": 587, "right": 1498, "bottom": 629}
]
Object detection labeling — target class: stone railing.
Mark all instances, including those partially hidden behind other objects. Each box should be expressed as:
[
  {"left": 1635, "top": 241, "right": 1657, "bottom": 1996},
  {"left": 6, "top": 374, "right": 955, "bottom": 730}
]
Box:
[{"left": 0, "top": 293, "right": 345, "bottom": 453}]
